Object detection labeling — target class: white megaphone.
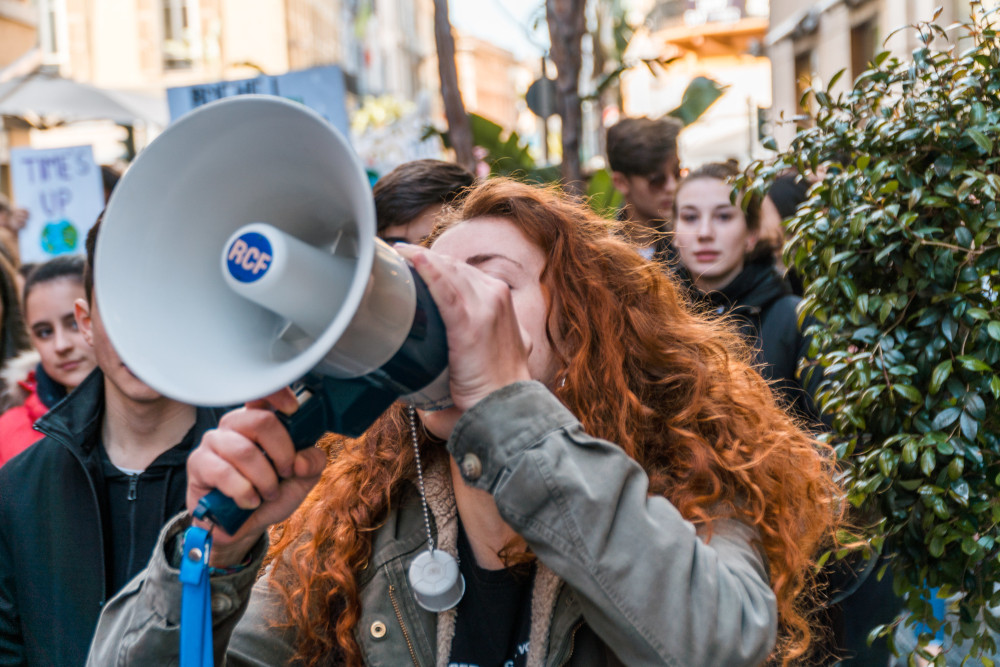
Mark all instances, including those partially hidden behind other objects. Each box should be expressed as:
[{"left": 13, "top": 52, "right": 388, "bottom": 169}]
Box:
[{"left": 95, "top": 95, "right": 450, "bottom": 534}]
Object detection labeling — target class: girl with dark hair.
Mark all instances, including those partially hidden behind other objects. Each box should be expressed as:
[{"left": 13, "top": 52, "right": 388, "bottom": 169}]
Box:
[
  {"left": 0, "top": 255, "right": 97, "bottom": 464},
  {"left": 672, "top": 161, "right": 819, "bottom": 422},
  {"left": 90, "top": 178, "right": 840, "bottom": 666}
]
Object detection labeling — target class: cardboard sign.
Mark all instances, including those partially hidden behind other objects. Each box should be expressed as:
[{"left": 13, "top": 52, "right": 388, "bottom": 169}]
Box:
[
  {"left": 10, "top": 145, "right": 104, "bottom": 263},
  {"left": 166, "top": 65, "right": 350, "bottom": 140}
]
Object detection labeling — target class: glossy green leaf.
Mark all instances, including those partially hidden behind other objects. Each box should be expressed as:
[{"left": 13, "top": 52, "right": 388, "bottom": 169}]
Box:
[
  {"left": 932, "top": 407, "right": 961, "bottom": 430},
  {"left": 955, "top": 226, "right": 974, "bottom": 248},
  {"left": 894, "top": 384, "right": 923, "bottom": 403},
  {"left": 930, "top": 534, "right": 945, "bottom": 557},
  {"left": 929, "top": 360, "right": 952, "bottom": 394},
  {"left": 958, "top": 356, "right": 991, "bottom": 372},
  {"left": 987, "top": 321, "right": 1000, "bottom": 341},
  {"left": 967, "top": 128, "right": 994, "bottom": 153},
  {"left": 921, "top": 449, "right": 936, "bottom": 476},
  {"left": 960, "top": 411, "right": 979, "bottom": 440}
]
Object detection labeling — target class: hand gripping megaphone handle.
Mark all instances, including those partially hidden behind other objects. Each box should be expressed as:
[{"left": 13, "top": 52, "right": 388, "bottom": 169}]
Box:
[
  {"left": 192, "top": 374, "right": 399, "bottom": 535},
  {"left": 191, "top": 266, "right": 449, "bottom": 536}
]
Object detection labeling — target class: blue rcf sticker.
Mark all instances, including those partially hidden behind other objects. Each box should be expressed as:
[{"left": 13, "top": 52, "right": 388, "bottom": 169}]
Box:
[{"left": 227, "top": 232, "right": 273, "bottom": 282}]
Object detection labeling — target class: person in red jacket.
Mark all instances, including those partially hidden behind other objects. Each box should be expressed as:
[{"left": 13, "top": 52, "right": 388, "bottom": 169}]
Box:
[{"left": 0, "top": 255, "right": 96, "bottom": 464}]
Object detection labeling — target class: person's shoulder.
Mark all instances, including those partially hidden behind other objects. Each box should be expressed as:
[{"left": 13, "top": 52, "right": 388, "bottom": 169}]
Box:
[
  {"left": 761, "top": 292, "right": 802, "bottom": 321},
  {"left": 0, "top": 434, "right": 68, "bottom": 486},
  {"left": 771, "top": 292, "right": 802, "bottom": 312},
  {"left": 0, "top": 403, "right": 36, "bottom": 452},
  {"left": 0, "top": 402, "right": 30, "bottom": 427}
]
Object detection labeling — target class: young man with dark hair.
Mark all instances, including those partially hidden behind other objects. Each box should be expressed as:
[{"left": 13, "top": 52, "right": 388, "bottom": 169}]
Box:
[
  {"left": 0, "top": 219, "right": 225, "bottom": 666},
  {"left": 373, "top": 159, "right": 475, "bottom": 244},
  {"left": 606, "top": 116, "right": 684, "bottom": 260}
]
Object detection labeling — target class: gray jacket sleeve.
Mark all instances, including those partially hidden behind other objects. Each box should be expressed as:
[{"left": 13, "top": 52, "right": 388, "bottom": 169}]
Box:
[
  {"left": 447, "top": 381, "right": 778, "bottom": 666},
  {"left": 86, "top": 513, "right": 297, "bottom": 667}
]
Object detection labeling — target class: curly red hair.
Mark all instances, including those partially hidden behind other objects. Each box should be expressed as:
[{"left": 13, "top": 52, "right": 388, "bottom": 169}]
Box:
[{"left": 264, "top": 178, "right": 841, "bottom": 666}]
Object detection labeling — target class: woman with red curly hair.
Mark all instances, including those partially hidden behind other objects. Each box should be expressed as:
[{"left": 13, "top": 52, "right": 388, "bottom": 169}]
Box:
[{"left": 90, "top": 178, "right": 840, "bottom": 666}]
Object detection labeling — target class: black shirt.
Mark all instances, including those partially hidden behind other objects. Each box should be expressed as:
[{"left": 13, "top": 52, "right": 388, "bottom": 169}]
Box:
[{"left": 448, "top": 521, "right": 535, "bottom": 667}]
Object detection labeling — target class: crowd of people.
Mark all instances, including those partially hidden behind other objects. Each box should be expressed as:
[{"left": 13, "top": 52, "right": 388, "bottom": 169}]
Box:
[{"left": 0, "top": 116, "right": 905, "bottom": 667}]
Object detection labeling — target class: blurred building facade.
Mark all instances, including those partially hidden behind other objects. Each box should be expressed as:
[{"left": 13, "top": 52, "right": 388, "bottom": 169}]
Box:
[
  {"left": 767, "top": 0, "right": 972, "bottom": 147},
  {"left": 0, "top": 0, "right": 36, "bottom": 69},
  {"left": 456, "top": 33, "right": 522, "bottom": 131},
  {"left": 12, "top": 0, "right": 531, "bottom": 168},
  {"left": 619, "top": 0, "right": 772, "bottom": 167},
  {"left": 0, "top": 0, "right": 39, "bottom": 194},
  {"left": 33, "top": 0, "right": 437, "bottom": 98}
]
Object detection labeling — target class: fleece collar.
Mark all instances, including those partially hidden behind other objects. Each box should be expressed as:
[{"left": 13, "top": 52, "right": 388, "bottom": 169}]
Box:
[{"left": 421, "top": 458, "right": 565, "bottom": 667}]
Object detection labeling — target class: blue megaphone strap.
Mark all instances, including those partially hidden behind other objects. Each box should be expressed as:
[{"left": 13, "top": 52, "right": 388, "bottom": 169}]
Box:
[{"left": 179, "top": 525, "right": 214, "bottom": 667}]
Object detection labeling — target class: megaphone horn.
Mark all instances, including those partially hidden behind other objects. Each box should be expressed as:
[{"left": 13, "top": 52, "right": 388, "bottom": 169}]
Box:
[{"left": 95, "top": 95, "right": 450, "bottom": 534}]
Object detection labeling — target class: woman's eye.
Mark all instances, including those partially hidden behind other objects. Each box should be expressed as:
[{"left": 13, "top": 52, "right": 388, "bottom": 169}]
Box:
[
  {"left": 485, "top": 272, "right": 514, "bottom": 289},
  {"left": 33, "top": 328, "right": 52, "bottom": 339}
]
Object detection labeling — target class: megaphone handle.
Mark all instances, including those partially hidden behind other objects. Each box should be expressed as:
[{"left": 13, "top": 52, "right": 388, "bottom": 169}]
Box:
[
  {"left": 193, "top": 375, "right": 400, "bottom": 535},
  {"left": 193, "top": 489, "right": 255, "bottom": 536},
  {"left": 191, "top": 376, "right": 330, "bottom": 535}
]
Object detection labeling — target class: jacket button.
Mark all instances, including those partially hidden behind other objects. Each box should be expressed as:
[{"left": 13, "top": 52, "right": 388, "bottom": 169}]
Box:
[
  {"left": 370, "top": 620, "right": 387, "bottom": 639},
  {"left": 460, "top": 453, "right": 482, "bottom": 480}
]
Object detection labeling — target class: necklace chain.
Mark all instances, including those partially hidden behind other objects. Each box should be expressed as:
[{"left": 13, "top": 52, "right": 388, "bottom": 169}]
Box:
[{"left": 407, "top": 405, "right": 436, "bottom": 553}]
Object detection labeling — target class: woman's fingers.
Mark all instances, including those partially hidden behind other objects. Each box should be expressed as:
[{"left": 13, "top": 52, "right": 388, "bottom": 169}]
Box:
[{"left": 395, "top": 244, "right": 531, "bottom": 410}]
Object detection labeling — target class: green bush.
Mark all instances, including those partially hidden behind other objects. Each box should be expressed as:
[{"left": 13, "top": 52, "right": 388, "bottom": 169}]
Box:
[{"left": 744, "top": 5, "right": 1000, "bottom": 662}]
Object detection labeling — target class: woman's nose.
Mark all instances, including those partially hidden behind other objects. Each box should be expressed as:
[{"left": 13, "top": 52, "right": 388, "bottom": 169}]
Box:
[
  {"left": 696, "top": 218, "right": 714, "bottom": 240},
  {"left": 54, "top": 327, "right": 73, "bottom": 352}
]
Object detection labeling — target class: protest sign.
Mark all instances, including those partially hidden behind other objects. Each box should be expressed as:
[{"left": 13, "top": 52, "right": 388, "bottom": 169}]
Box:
[
  {"left": 10, "top": 145, "right": 104, "bottom": 263},
  {"left": 167, "top": 65, "right": 350, "bottom": 139}
]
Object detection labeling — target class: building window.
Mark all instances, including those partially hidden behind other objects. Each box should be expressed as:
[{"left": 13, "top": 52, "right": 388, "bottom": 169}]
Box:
[
  {"left": 162, "top": 0, "right": 201, "bottom": 69},
  {"left": 851, "top": 19, "right": 877, "bottom": 79},
  {"left": 794, "top": 49, "right": 814, "bottom": 114},
  {"left": 39, "top": 0, "right": 69, "bottom": 64}
]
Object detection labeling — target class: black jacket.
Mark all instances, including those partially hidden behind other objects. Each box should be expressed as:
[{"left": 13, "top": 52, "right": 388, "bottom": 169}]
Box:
[
  {"left": 688, "top": 259, "right": 821, "bottom": 423},
  {"left": 0, "top": 369, "right": 223, "bottom": 667}
]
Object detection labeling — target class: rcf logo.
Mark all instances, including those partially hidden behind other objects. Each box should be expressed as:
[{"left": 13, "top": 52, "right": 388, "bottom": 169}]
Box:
[{"left": 227, "top": 232, "right": 273, "bottom": 282}]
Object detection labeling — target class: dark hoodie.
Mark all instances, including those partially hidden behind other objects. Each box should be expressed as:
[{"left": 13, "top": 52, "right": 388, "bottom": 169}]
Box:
[
  {"left": 98, "top": 425, "right": 199, "bottom": 594},
  {"left": 0, "top": 368, "right": 224, "bottom": 667},
  {"left": 688, "top": 258, "right": 821, "bottom": 423}
]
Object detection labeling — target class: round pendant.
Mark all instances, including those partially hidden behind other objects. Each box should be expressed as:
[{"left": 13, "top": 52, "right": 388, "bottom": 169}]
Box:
[{"left": 408, "top": 549, "right": 465, "bottom": 612}]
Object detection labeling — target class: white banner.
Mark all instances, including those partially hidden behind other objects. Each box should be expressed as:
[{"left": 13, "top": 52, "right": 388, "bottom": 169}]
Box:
[{"left": 10, "top": 145, "right": 104, "bottom": 263}]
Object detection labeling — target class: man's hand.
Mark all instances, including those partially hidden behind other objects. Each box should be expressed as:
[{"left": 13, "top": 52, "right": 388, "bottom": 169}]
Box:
[{"left": 186, "top": 388, "right": 326, "bottom": 567}]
